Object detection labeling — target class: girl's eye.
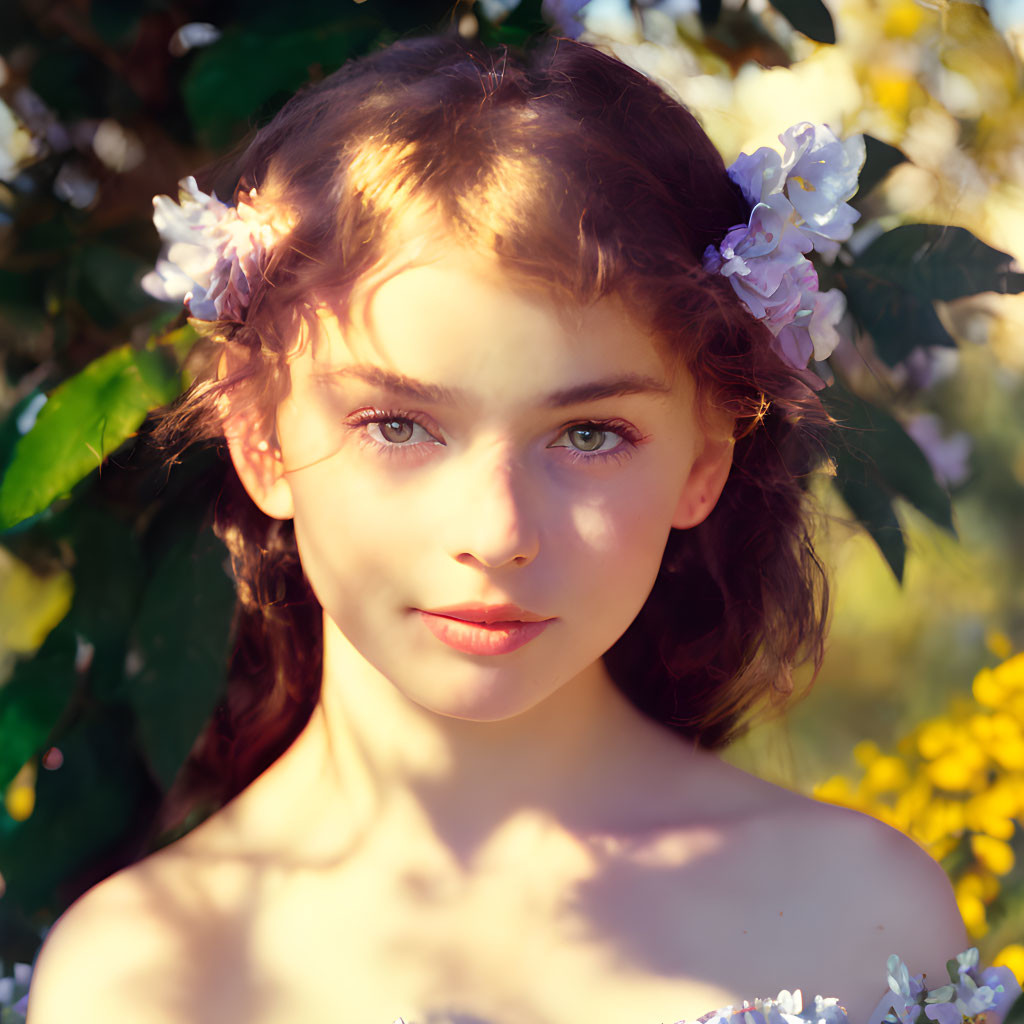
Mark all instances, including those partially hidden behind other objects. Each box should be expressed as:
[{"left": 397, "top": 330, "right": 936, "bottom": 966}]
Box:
[
  {"left": 346, "top": 408, "right": 643, "bottom": 465},
  {"left": 348, "top": 409, "right": 441, "bottom": 453},
  {"left": 548, "top": 420, "right": 644, "bottom": 464}
]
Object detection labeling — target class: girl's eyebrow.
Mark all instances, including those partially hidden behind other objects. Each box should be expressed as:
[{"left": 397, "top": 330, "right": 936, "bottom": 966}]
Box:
[{"left": 318, "top": 363, "right": 672, "bottom": 407}]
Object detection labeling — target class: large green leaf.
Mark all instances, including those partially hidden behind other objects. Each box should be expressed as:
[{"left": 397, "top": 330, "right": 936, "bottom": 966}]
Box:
[
  {"left": 0, "top": 621, "right": 77, "bottom": 791},
  {"left": 856, "top": 135, "right": 906, "bottom": 199},
  {"left": 0, "top": 344, "right": 180, "bottom": 532},
  {"left": 843, "top": 225, "right": 1024, "bottom": 366},
  {"left": 767, "top": 0, "right": 835, "bottom": 43},
  {"left": 823, "top": 385, "right": 955, "bottom": 535},
  {"left": 833, "top": 465, "right": 906, "bottom": 581},
  {"left": 64, "top": 500, "right": 144, "bottom": 703},
  {"left": 843, "top": 268, "right": 956, "bottom": 365},
  {"left": 0, "top": 706, "right": 156, "bottom": 918},
  {"left": 854, "top": 224, "right": 1024, "bottom": 301},
  {"left": 129, "top": 524, "right": 236, "bottom": 791}
]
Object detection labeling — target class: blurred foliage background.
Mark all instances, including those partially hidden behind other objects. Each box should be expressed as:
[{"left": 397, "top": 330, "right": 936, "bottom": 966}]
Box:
[{"left": 0, "top": 0, "right": 1022, "bottom": 998}]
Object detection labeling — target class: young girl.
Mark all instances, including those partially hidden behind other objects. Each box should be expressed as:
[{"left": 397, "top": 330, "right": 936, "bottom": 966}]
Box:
[{"left": 24, "top": 31, "right": 1007, "bottom": 1024}]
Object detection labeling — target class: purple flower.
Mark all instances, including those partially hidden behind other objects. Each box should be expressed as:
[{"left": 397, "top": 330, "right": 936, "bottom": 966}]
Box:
[
  {"left": 542, "top": 0, "right": 591, "bottom": 35},
  {"left": 142, "top": 177, "right": 294, "bottom": 322},
  {"left": 886, "top": 954, "right": 927, "bottom": 1024},
  {"left": 728, "top": 146, "right": 786, "bottom": 206},
  {"left": 921, "top": 1003, "right": 959, "bottom": 1024},
  {"left": 904, "top": 414, "right": 971, "bottom": 488},
  {"left": 705, "top": 122, "right": 863, "bottom": 374},
  {"left": 779, "top": 123, "right": 865, "bottom": 260}
]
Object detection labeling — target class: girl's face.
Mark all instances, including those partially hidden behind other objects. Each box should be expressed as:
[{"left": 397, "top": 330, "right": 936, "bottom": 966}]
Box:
[{"left": 232, "top": 238, "right": 733, "bottom": 721}]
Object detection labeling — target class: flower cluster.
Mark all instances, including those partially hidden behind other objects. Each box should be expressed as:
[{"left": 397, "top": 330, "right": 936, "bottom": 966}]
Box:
[
  {"left": 883, "top": 947, "right": 1020, "bottom": 1024},
  {"left": 815, "top": 647, "right": 1024, "bottom": 960},
  {"left": 702, "top": 123, "right": 865, "bottom": 376},
  {"left": 694, "top": 988, "right": 848, "bottom": 1024},
  {"left": 0, "top": 960, "right": 31, "bottom": 1023},
  {"left": 141, "top": 177, "right": 294, "bottom": 323}
]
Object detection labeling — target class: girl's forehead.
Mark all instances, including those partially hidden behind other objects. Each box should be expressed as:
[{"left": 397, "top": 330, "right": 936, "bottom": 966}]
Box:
[{"left": 304, "top": 242, "right": 676, "bottom": 383}]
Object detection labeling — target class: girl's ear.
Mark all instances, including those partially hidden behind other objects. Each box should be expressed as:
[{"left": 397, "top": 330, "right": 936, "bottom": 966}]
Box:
[
  {"left": 219, "top": 354, "right": 295, "bottom": 521},
  {"left": 225, "top": 419, "right": 295, "bottom": 521},
  {"left": 671, "top": 416, "right": 736, "bottom": 531}
]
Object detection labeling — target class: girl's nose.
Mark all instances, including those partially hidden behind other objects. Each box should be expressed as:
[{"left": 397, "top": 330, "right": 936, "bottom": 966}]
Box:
[{"left": 449, "top": 449, "right": 541, "bottom": 570}]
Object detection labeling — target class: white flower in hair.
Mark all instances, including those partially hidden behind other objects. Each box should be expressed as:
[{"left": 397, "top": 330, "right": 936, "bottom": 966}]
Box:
[
  {"left": 780, "top": 123, "right": 864, "bottom": 260},
  {"left": 142, "top": 176, "right": 293, "bottom": 323},
  {"left": 703, "top": 122, "right": 866, "bottom": 378}
]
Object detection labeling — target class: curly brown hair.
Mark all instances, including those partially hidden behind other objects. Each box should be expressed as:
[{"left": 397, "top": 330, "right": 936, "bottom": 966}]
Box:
[{"left": 149, "top": 32, "right": 830, "bottom": 844}]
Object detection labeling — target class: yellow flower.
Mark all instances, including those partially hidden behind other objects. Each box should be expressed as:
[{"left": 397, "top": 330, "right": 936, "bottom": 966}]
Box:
[
  {"left": 918, "top": 717, "right": 957, "bottom": 760},
  {"left": 863, "top": 754, "right": 911, "bottom": 795},
  {"left": 926, "top": 745, "right": 987, "bottom": 792},
  {"left": 813, "top": 776, "right": 858, "bottom": 806},
  {"left": 970, "top": 834, "right": 1015, "bottom": 876},
  {"left": 957, "top": 890, "right": 989, "bottom": 938},
  {"left": 975, "top": 654, "right": 1024, "bottom": 709},
  {"left": 955, "top": 870, "right": 999, "bottom": 939},
  {"left": 965, "top": 784, "right": 1017, "bottom": 840},
  {"left": 883, "top": 0, "right": 925, "bottom": 38},
  {"left": 985, "top": 629, "right": 1014, "bottom": 661},
  {"left": 993, "top": 944, "right": 1024, "bottom": 985},
  {"left": 915, "top": 797, "right": 965, "bottom": 846},
  {"left": 868, "top": 68, "right": 918, "bottom": 122},
  {"left": 854, "top": 740, "right": 881, "bottom": 767},
  {"left": 3, "top": 761, "right": 36, "bottom": 822}
]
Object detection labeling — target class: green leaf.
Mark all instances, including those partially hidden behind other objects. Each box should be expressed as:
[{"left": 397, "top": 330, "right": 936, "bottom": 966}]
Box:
[
  {"left": 823, "top": 385, "right": 955, "bottom": 535},
  {"left": 62, "top": 500, "right": 144, "bottom": 702},
  {"left": 129, "top": 524, "right": 236, "bottom": 791},
  {"left": 843, "top": 267, "right": 956, "bottom": 365},
  {"left": 183, "top": 20, "right": 379, "bottom": 149},
  {"left": 0, "top": 344, "right": 180, "bottom": 531},
  {"left": 832, "top": 459, "right": 906, "bottom": 581},
  {"left": 1005, "top": 990, "right": 1024, "bottom": 1024},
  {"left": 857, "top": 135, "right": 906, "bottom": 198},
  {"left": 766, "top": 0, "right": 836, "bottom": 43},
  {"left": 67, "top": 243, "right": 155, "bottom": 329},
  {"left": 946, "top": 958, "right": 960, "bottom": 985},
  {"left": 844, "top": 225, "right": 1024, "bottom": 365},
  {"left": 0, "top": 707, "right": 155, "bottom": 919},
  {"left": 0, "top": 622, "right": 77, "bottom": 791},
  {"left": 854, "top": 224, "right": 1024, "bottom": 301}
]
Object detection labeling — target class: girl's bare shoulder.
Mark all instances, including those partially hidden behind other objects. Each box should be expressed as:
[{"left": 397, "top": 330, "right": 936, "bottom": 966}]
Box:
[
  {"left": 696, "top": 756, "right": 964, "bottom": 930},
  {"left": 27, "top": 861, "right": 182, "bottom": 1022},
  {"left": 678, "top": 758, "right": 966, "bottom": 1012},
  {"left": 26, "top": 813, "right": 255, "bottom": 1023}
]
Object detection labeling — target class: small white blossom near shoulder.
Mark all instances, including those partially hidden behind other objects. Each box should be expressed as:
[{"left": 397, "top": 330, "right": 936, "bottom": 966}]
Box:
[
  {"left": 702, "top": 122, "right": 866, "bottom": 377},
  {"left": 141, "top": 176, "right": 295, "bottom": 323},
  {"left": 883, "top": 947, "right": 1021, "bottom": 1024},
  {"left": 0, "top": 960, "right": 31, "bottom": 1022},
  {"left": 689, "top": 987, "right": 847, "bottom": 1024}
]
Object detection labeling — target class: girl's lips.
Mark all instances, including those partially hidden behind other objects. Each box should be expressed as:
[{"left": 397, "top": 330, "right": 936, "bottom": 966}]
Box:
[{"left": 417, "top": 611, "right": 552, "bottom": 655}]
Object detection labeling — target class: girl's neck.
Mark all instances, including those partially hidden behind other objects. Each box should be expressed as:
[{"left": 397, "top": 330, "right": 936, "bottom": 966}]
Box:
[{"left": 306, "top": 612, "right": 699, "bottom": 858}]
